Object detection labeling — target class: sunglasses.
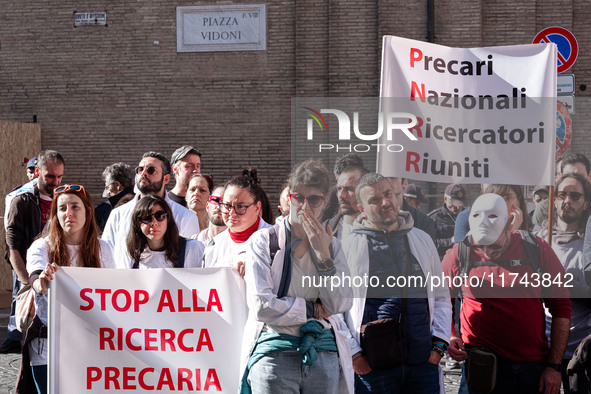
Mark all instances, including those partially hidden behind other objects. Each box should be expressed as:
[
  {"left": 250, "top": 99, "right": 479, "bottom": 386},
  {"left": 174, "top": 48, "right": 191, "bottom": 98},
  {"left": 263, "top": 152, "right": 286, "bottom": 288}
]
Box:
[
  {"left": 208, "top": 195, "right": 222, "bottom": 205},
  {"left": 474, "top": 243, "right": 503, "bottom": 251},
  {"left": 54, "top": 184, "right": 87, "bottom": 197},
  {"left": 135, "top": 166, "right": 158, "bottom": 176},
  {"left": 220, "top": 202, "right": 256, "bottom": 215},
  {"left": 140, "top": 210, "right": 168, "bottom": 224},
  {"left": 289, "top": 193, "right": 324, "bottom": 208},
  {"left": 556, "top": 191, "right": 584, "bottom": 202}
]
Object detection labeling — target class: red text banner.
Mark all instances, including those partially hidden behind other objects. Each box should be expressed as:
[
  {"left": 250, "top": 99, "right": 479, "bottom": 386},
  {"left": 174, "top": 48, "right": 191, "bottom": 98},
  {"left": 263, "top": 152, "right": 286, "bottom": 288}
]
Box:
[
  {"left": 49, "top": 267, "right": 248, "bottom": 393},
  {"left": 379, "top": 35, "right": 557, "bottom": 185}
]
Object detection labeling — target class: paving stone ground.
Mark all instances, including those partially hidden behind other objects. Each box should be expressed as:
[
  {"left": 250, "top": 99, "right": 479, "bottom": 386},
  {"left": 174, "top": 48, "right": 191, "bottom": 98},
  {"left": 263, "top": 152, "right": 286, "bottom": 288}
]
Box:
[{"left": 0, "top": 307, "right": 463, "bottom": 394}]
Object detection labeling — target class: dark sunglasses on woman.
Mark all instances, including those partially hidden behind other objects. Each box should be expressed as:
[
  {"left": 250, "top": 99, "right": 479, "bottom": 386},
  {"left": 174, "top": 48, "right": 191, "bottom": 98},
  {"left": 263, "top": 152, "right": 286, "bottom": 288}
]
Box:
[{"left": 140, "top": 210, "right": 168, "bottom": 224}]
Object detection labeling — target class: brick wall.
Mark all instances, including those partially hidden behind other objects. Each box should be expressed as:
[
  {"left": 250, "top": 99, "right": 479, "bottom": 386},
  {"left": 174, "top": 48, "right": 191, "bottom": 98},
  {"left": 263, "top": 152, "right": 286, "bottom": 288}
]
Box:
[{"left": 0, "top": 0, "right": 589, "bottom": 214}]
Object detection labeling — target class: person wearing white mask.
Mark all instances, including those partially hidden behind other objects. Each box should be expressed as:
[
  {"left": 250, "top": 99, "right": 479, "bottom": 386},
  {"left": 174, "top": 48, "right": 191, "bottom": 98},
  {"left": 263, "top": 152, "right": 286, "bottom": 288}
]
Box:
[{"left": 443, "top": 193, "right": 571, "bottom": 394}]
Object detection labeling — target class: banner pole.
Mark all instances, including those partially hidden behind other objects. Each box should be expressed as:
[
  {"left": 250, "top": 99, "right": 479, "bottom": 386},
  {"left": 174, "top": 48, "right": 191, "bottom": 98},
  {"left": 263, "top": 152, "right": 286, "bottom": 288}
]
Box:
[{"left": 547, "top": 185, "right": 554, "bottom": 245}]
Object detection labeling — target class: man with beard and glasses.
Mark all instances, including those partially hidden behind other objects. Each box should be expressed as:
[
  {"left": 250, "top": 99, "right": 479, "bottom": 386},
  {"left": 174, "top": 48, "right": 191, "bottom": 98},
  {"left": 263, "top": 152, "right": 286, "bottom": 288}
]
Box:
[
  {"left": 2, "top": 150, "right": 64, "bottom": 353},
  {"left": 194, "top": 185, "right": 227, "bottom": 245},
  {"left": 536, "top": 173, "right": 591, "bottom": 393},
  {"left": 443, "top": 193, "right": 571, "bottom": 394},
  {"left": 102, "top": 151, "right": 199, "bottom": 268},
  {"left": 324, "top": 166, "right": 368, "bottom": 240}
]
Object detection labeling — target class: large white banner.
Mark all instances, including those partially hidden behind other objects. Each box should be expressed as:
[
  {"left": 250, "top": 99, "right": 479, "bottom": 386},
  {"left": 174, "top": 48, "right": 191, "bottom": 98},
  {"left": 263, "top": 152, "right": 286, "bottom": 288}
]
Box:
[
  {"left": 378, "top": 35, "right": 557, "bottom": 185},
  {"left": 49, "top": 267, "right": 248, "bottom": 393}
]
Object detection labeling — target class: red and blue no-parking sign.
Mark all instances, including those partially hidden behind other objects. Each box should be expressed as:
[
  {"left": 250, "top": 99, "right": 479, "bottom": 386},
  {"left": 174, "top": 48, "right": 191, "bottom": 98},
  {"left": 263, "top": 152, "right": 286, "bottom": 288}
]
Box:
[{"left": 533, "top": 27, "right": 578, "bottom": 73}]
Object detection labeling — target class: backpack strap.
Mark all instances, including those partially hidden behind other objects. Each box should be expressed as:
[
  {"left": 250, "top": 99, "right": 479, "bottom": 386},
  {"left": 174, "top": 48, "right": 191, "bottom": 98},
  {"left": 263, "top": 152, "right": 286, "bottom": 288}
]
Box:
[
  {"left": 177, "top": 237, "right": 187, "bottom": 268},
  {"left": 132, "top": 237, "right": 188, "bottom": 269},
  {"left": 457, "top": 237, "right": 472, "bottom": 278},
  {"left": 517, "top": 230, "right": 541, "bottom": 274},
  {"left": 268, "top": 223, "right": 281, "bottom": 264},
  {"left": 457, "top": 231, "right": 541, "bottom": 276}
]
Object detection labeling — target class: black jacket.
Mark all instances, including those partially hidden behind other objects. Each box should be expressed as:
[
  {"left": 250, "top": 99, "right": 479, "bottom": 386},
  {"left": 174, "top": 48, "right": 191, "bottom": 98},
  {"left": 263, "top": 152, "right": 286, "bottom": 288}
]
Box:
[
  {"left": 428, "top": 205, "right": 458, "bottom": 259},
  {"left": 5, "top": 186, "right": 42, "bottom": 262}
]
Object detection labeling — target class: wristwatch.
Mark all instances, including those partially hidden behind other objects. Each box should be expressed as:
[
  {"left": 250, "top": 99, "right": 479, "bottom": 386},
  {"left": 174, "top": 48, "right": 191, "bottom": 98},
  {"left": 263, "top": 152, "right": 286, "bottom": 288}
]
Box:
[
  {"left": 315, "top": 257, "right": 336, "bottom": 276},
  {"left": 431, "top": 345, "right": 445, "bottom": 358},
  {"left": 544, "top": 362, "right": 562, "bottom": 372}
]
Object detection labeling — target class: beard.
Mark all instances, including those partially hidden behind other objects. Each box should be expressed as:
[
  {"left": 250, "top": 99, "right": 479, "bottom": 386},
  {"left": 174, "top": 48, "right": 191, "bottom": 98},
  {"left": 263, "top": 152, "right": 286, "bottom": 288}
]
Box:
[
  {"left": 339, "top": 203, "right": 359, "bottom": 216},
  {"left": 37, "top": 179, "right": 54, "bottom": 196},
  {"left": 210, "top": 215, "right": 225, "bottom": 226},
  {"left": 138, "top": 176, "right": 164, "bottom": 195}
]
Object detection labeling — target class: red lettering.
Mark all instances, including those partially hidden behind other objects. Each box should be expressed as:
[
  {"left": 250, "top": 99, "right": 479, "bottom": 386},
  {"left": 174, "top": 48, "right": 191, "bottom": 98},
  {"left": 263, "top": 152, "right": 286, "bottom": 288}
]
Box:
[
  {"left": 139, "top": 368, "right": 155, "bottom": 390},
  {"left": 113, "top": 289, "right": 132, "bottom": 312},
  {"left": 196, "top": 329, "right": 214, "bottom": 351},
  {"left": 178, "top": 368, "right": 193, "bottom": 391},
  {"left": 178, "top": 289, "right": 190, "bottom": 312},
  {"left": 409, "top": 116, "right": 423, "bottom": 138},
  {"left": 156, "top": 368, "right": 174, "bottom": 390},
  {"left": 204, "top": 368, "right": 222, "bottom": 391},
  {"left": 126, "top": 328, "right": 142, "bottom": 351},
  {"left": 157, "top": 290, "right": 175, "bottom": 312},
  {"left": 134, "top": 290, "right": 149, "bottom": 312},
  {"left": 178, "top": 329, "right": 194, "bottom": 352},
  {"left": 95, "top": 288, "right": 112, "bottom": 311},
  {"left": 195, "top": 369, "right": 201, "bottom": 390},
  {"left": 410, "top": 81, "right": 425, "bottom": 102},
  {"left": 87, "top": 367, "right": 101, "bottom": 389},
  {"left": 193, "top": 289, "right": 205, "bottom": 311},
  {"left": 105, "top": 367, "right": 121, "bottom": 390},
  {"left": 145, "top": 329, "right": 158, "bottom": 351},
  {"left": 80, "top": 288, "right": 94, "bottom": 311},
  {"left": 406, "top": 151, "right": 420, "bottom": 172},
  {"left": 161, "top": 329, "right": 176, "bottom": 351},
  {"left": 118, "top": 327, "right": 123, "bottom": 350},
  {"left": 410, "top": 47, "right": 422, "bottom": 68},
  {"left": 207, "top": 289, "right": 223, "bottom": 312},
  {"left": 123, "top": 367, "right": 137, "bottom": 390},
  {"left": 99, "top": 328, "right": 115, "bottom": 350}
]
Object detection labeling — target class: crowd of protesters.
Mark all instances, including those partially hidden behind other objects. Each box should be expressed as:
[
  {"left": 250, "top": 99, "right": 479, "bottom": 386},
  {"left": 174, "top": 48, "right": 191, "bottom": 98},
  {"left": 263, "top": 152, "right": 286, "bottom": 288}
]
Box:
[{"left": 2, "top": 149, "right": 591, "bottom": 394}]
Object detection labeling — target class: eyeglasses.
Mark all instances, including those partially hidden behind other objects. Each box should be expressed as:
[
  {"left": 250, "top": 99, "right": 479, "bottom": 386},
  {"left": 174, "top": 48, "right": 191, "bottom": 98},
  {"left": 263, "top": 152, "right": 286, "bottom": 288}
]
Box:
[
  {"left": 54, "top": 184, "right": 87, "bottom": 197},
  {"left": 474, "top": 243, "right": 503, "bottom": 251},
  {"left": 139, "top": 210, "right": 168, "bottom": 224},
  {"left": 556, "top": 191, "right": 584, "bottom": 202},
  {"left": 135, "top": 166, "right": 158, "bottom": 176},
  {"left": 289, "top": 193, "right": 324, "bottom": 208},
  {"left": 220, "top": 201, "right": 256, "bottom": 215},
  {"left": 208, "top": 195, "right": 222, "bottom": 205}
]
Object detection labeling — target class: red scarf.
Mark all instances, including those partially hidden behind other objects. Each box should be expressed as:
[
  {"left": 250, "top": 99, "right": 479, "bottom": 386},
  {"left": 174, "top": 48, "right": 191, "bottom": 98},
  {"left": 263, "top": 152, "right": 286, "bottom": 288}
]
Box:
[{"left": 228, "top": 217, "right": 261, "bottom": 243}]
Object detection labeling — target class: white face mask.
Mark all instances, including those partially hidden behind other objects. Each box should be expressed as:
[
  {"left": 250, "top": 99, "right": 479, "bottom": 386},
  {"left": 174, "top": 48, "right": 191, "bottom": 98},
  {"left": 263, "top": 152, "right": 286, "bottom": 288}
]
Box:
[{"left": 468, "top": 193, "right": 509, "bottom": 246}]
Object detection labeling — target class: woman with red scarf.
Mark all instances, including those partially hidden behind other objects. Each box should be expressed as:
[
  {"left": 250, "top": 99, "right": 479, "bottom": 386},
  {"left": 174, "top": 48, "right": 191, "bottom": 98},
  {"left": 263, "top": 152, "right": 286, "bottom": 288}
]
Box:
[{"left": 202, "top": 171, "right": 271, "bottom": 276}]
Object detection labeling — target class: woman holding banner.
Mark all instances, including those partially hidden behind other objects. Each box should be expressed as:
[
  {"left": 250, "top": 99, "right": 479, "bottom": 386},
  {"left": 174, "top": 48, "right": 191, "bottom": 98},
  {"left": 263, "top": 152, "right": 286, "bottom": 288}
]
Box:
[
  {"left": 125, "top": 195, "right": 204, "bottom": 269},
  {"left": 18, "top": 185, "right": 115, "bottom": 394},
  {"left": 202, "top": 170, "right": 271, "bottom": 275},
  {"left": 239, "top": 159, "right": 353, "bottom": 394}
]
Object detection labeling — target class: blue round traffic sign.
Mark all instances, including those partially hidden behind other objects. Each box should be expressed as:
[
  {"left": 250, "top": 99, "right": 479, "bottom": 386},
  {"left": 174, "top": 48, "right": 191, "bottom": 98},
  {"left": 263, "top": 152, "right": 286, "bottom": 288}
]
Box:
[{"left": 533, "top": 26, "right": 578, "bottom": 73}]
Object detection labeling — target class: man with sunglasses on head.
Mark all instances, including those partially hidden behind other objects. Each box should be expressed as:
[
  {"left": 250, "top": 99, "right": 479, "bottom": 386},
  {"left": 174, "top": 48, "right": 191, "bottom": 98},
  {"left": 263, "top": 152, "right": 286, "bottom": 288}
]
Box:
[
  {"left": 536, "top": 173, "right": 591, "bottom": 393},
  {"left": 168, "top": 145, "right": 202, "bottom": 207},
  {"left": 195, "top": 186, "right": 227, "bottom": 245},
  {"left": 102, "top": 151, "right": 199, "bottom": 268},
  {"left": 3, "top": 150, "right": 64, "bottom": 353},
  {"left": 443, "top": 193, "right": 571, "bottom": 394}
]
